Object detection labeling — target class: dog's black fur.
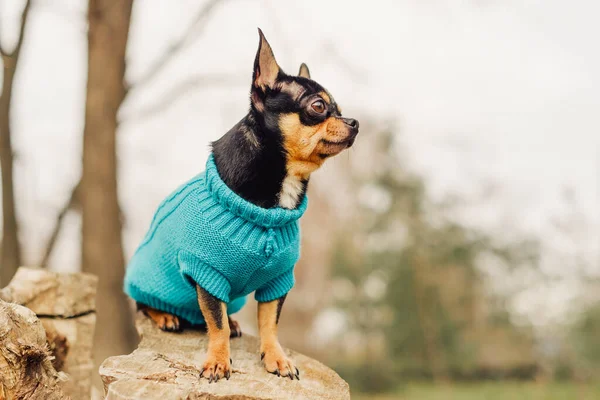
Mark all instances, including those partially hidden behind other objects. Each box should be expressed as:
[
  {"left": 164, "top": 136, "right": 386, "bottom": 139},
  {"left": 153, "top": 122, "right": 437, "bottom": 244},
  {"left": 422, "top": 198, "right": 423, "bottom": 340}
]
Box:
[{"left": 212, "top": 29, "right": 359, "bottom": 209}]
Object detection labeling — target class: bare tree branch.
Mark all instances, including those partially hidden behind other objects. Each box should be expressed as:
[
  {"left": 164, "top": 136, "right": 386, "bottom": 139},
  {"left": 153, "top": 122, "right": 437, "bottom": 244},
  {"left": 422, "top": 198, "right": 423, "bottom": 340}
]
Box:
[
  {"left": 0, "top": 0, "right": 33, "bottom": 285},
  {"left": 39, "top": 181, "right": 81, "bottom": 268},
  {"left": 121, "top": 73, "right": 246, "bottom": 121},
  {"left": 10, "top": 0, "right": 32, "bottom": 57},
  {"left": 37, "top": 1, "right": 231, "bottom": 263},
  {"left": 125, "top": 0, "right": 228, "bottom": 92}
]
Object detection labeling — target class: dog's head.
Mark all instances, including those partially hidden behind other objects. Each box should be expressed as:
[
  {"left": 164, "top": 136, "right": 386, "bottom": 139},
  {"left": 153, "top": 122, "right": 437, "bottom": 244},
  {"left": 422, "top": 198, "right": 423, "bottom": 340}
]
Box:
[{"left": 250, "top": 29, "right": 359, "bottom": 179}]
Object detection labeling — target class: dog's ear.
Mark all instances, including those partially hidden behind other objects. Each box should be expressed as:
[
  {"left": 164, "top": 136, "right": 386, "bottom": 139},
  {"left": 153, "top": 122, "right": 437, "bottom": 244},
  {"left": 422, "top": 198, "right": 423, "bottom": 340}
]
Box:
[
  {"left": 298, "top": 63, "right": 310, "bottom": 79},
  {"left": 253, "top": 28, "right": 280, "bottom": 89}
]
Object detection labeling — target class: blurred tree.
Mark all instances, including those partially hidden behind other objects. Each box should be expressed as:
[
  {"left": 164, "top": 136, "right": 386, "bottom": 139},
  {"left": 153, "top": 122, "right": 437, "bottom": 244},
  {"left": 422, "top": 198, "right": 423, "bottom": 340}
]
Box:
[
  {"left": 570, "top": 302, "right": 600, "bottom": 379},
  {"left": 0, "top": 0, "right": 31, "bottom": 286},
  {"left": 35, "top": 0, "right": 232, "bottom": 358},
  {"left": 76, "top": 0, "right": 233, "bottom": 381},
  {"left": 326, "top": 124, "right": 538, "bottom": 392},
  {"left": 82, "top": 0, "right": 137, "bottom": 369},
  {"left": 41, "top": 0, "right": 231, "bottom": 264}
]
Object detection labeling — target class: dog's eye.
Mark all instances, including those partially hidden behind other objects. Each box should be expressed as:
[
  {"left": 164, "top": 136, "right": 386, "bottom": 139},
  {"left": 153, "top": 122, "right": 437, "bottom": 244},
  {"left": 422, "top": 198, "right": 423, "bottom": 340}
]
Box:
[{"left": 311, "top": 100, "right": 326, "bottom": 114}]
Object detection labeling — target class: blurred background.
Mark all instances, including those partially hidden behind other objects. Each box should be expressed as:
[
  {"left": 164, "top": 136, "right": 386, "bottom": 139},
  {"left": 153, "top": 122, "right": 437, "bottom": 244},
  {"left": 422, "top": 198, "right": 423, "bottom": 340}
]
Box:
[{"left": 1, "top": 0, "right": 599, "bottom": 398}]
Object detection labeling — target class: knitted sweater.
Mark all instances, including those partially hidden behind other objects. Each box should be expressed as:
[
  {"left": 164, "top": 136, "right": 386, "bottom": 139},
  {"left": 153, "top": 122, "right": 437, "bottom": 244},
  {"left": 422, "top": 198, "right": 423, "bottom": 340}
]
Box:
[{"left": 124, "top": 154, "right": 308, "bottom": 325}]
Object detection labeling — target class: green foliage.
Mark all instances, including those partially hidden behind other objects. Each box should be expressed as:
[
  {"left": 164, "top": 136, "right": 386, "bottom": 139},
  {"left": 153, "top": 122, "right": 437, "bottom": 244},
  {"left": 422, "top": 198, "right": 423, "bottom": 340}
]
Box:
[
  {"left": 570, "top": 303, "right": 600, "bottom": 378},
  {"left": 335, "top": 359, "right": 400, "bottom": 394},
  {"left": 330, "top": 126, "right": 538, "bottom": 392}
]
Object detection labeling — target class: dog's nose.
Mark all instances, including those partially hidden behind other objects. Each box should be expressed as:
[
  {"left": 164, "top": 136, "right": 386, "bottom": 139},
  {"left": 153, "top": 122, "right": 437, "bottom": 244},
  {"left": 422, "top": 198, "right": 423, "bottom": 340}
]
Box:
[{"left": 342, "top": 118, "right": 359, "bottom": 131}]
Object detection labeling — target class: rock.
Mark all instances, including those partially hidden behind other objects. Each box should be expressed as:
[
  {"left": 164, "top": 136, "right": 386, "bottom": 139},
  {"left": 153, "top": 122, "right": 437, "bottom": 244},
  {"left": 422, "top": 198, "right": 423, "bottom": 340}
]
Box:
[
  {"left": 100, "top": 313, "right": 350, "bottom": 400},
  {"left": 0, "top": 267, "right": 97, "bottom": 317},
  {"left": 0, "top": 267, "right": 98, "bottom": 400}
]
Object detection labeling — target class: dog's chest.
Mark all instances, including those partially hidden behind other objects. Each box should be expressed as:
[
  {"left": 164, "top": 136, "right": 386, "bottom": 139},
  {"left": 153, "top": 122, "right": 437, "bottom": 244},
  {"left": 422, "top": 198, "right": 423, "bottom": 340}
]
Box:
[{"left": 278, "top": 174, "right": 304, "bottom": 209}]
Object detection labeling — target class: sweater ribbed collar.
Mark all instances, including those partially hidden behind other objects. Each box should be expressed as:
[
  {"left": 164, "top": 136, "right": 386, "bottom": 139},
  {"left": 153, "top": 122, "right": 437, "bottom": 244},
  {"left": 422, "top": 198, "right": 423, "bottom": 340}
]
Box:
[{"left": 204, "top": 154, "right": 308, "bottom": 228}]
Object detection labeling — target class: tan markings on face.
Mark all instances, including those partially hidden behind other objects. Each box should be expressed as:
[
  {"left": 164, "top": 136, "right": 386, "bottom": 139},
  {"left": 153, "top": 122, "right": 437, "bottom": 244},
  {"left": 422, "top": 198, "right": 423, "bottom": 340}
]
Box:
[
  {"left": 279, "top": 81, "right": 305, "bottom": 100},
  {"left": 319, "top": 91, "right": 331, "bottom": 104},
  {"left": 279, "top": 113, "right": 353, "bottom": 179}
]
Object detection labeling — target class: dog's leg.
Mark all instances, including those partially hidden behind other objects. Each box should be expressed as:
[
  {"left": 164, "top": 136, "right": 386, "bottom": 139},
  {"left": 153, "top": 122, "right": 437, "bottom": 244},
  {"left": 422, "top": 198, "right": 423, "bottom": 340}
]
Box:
[
  {"left": 258, "top": 295, "right": 299, "bottom": 380},
  {"left": 196, "top": 285, "right": 231, "bottom": 382},
  {"left": 228, "top": 316, "right": 242, "bottom": 338},
  {"left": 138, "top": 303, "right": 181, "bottom": 332}
]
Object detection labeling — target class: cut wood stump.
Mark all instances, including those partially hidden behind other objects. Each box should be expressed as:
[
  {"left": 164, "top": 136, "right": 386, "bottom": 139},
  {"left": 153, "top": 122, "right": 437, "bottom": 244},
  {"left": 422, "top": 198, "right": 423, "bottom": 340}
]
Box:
[
  {"left": 0, "top": 267, "right": 98, "bottom": 400},
  {"left": 100, "top": 313, "right": 350, "bottom": 400},
  {"left": 0, "top": 300, "right": 67, "bottom": 400}
]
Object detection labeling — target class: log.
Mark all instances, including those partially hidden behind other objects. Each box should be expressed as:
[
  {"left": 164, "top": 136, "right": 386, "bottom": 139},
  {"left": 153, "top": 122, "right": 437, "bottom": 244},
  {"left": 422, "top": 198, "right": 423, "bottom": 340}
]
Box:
[
  {"left": 0, "top": 300, "right": 67, "bottom": 399},
  {"left": 100, "top": 313, "right": 350, "bottom": 400},
  {"left": 0, "top": 267, "right": 98, "bottom": 400}
]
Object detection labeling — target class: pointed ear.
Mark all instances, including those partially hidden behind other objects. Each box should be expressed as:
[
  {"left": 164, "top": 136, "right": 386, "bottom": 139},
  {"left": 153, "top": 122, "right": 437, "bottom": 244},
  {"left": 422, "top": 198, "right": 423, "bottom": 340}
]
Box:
[
  {"left": 253, "top": 28, "right": 281, "bottom": 89},
  {"left": 298, "top": 63, "right": 310, "bottom": 79}
]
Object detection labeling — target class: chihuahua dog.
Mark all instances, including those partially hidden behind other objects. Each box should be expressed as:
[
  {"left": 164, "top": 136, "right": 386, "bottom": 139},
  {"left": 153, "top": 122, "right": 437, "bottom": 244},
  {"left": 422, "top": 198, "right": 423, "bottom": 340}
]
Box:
[{"left": 125, "top": 29, "right": 359, "bottom": 383}]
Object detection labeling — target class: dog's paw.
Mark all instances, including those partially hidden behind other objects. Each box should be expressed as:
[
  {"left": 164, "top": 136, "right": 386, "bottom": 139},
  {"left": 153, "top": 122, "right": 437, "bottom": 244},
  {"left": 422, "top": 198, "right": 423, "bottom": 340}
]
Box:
[
  {"left": 228, "top": 317, "right": 242, "bottom": 338},
  {"left": 260, "top": 344, "right": 300, "bottom": 380},
  {"left": 156, "top": 314, "right": 181, "bottom": 332},
  {"left": 143, "top": 307, "right": 182, "bottom": 332},
  {"left": 200, "top": 353, "right": 231, "bottom": 383}
]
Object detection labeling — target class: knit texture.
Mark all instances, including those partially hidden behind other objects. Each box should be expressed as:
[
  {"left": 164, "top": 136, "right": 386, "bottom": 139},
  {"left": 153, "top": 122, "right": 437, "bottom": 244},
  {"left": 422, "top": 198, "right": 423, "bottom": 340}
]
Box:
[{"left": 124, "top": 154, "right": 308, "bottom": 325}]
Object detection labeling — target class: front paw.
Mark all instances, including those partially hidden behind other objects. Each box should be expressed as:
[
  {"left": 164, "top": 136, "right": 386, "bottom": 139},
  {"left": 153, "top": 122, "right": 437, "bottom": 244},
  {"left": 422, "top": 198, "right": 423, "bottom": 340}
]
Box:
[
  {"left": 200, "top": 349, "right": 231, "bottom": 383},
  {"left": 260, "top": 344, "right": 300, "bottom": 380}
]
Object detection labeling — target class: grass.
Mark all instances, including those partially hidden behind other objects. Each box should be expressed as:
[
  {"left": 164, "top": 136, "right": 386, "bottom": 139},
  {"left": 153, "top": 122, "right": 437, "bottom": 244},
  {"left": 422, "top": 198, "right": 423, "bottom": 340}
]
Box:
[{"left": 353, "top": 382, "right": 600, "bottom": 400}]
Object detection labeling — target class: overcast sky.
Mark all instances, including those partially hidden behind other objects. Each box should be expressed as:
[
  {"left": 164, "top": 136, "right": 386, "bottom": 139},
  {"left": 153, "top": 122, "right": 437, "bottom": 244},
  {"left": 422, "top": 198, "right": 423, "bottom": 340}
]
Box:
[{"left": 1, "top": 0, "right": 598, "bottom": 325}]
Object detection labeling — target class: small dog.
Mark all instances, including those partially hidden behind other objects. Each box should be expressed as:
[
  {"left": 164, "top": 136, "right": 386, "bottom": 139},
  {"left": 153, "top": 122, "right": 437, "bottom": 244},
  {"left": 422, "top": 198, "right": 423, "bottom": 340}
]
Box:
[{"left": 124, "top": 29, "right": 359, "bottom": 383}]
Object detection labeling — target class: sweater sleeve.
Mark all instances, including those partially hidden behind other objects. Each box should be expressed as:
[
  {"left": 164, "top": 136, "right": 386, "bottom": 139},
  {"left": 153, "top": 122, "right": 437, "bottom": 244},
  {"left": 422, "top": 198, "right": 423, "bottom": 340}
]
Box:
[
  {"left": 254, "top": 268, "right": 295, "bottom": 303},
  {"left": 178, "top": 250, "right": 231, "bottom": 303}
]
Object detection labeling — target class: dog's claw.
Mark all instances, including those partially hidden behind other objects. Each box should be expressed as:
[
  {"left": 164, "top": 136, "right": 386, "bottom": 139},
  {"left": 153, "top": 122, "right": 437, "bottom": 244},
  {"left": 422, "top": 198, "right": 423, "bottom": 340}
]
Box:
[
  {"left": 261, "top": 348, "right": 298, "bottom": 380},
  {"left": 201, "top": 353, "right": 231, "bottom": 383}
]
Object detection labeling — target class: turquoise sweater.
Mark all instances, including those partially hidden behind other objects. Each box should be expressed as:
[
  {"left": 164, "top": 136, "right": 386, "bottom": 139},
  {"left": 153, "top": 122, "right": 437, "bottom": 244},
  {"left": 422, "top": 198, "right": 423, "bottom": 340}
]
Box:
[{"left": 124, "top": 154, "right": 308, "bottom": 325}]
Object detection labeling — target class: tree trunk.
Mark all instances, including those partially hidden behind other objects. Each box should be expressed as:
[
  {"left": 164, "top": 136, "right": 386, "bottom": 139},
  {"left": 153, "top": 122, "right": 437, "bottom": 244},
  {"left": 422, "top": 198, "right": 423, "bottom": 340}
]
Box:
[
  {"left": 0, "top": 58, "right": 21, "bottom": 287},
  {"left": 412, "top": 249, "right": 448, "bottom": 382},
  {"left": 0, "top": 0, "right": 31, "bottom": 287},
  {"left": 82, "top": 0, "right": 137, "bottom": 373}
]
